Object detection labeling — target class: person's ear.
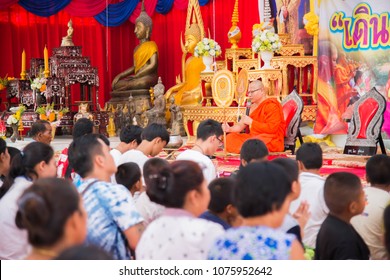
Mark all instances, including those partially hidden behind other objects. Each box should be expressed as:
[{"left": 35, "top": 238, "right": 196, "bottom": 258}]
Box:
[
  {"left": 241, "top": 159, "right": 248, "bottom": 167},
  {"left": 95, "top": 154, "right": 105, "bottom": 168},
  {"left": 349, "top": 200, "right": 361, "bottom": 215},
  {"left": 297, "top": 160, "right": 304, "bottom": 171},
  {"left": 291, "top": 180, "right": 301, "bottom": 198}
]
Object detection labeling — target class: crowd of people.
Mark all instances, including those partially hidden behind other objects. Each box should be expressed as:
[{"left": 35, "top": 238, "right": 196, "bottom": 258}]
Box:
[{"left": 0, "top": 116, "right": 390, "bottom": 260}]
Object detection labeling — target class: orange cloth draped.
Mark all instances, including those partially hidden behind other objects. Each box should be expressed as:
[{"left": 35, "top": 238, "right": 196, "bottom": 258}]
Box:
[
  {"left": 334, "top": 64, "right": 354, "bottom": 114},
  {"left": 314, "top": 78, "right": 347, "bottom": 134},
  {"left": 134, "top": 41, "right": 158, "bottom": 74},
  {"left": 174, "top": 56, "right": 205, "bottom": 105},
  {"left": 226, "top": 98, "right": 286, "bottom": 153}
]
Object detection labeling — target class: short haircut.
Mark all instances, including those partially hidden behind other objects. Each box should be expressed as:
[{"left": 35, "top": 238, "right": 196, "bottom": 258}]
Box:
[
  {"left": 68, "top": 134, "right": 108, "bottom": 178},
  {"left": 365, "top": 154, "right": 390, "bottom": 185},
  {"left": 324, "top": 172, "right": 362, "bottom": 215},
  {"left": 240, "top": 139, "right": 268, "bottom": 162},
  {"left": 55, "top": 245, "right": 113, "bottom": 260},
  {"left": 115, "top": 162, "right": 141, "bottom": 192},
  {"left": 145, "top": 160, "right": 204, "bottom": 208},
  {"left": 208, "top": 177, "right": 236, "bottom": 213},
  {"left": 120, "top": 125, "right": 143, "bottom": 145},
  {"left": 272, "top": 157, "right": 299, "bottom": 185},
  {"left": 197, "top": 119, "right": 223, "bottom": 141},
  {"left": 141, "top": 123, "right": 169, "bottom": 144},
  {"left": 72, "top": 118, "right": 94, "bottom": 139},
  {"left": 384, "top": 205, "right": 390, "bottom": 256},
  {"left": 15, "top": 178, "right": 81, "bottom": 247},
  {"left": 30, "top": 120, "right": 50, "bottom": 138},
  {"left": 0, "top": 138, "right": 6, "bottom": 154},
  {"left": 296, "top": 143, "right": 323, "bottom": 169},
  {"left": 7, "top": 147, "right": 21, "bottom": 160},
  {"left": 235, "top": 162, "right": 291, "bottom": 218}
]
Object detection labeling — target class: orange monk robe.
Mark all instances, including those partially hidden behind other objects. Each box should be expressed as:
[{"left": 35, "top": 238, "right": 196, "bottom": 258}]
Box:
[
  {"left": 134, "top": 41, "right": 158, "bottom": 74},
  {"left": 226, "top": 98, "right": 286, "bottom": 154},
  {"left": 334, "top": 64, "right": 354, "bottom": 114}
]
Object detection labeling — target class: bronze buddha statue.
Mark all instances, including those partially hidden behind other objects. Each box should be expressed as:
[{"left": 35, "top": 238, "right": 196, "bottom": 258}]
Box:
[{"left": 111, "top": 0, "right": 159, "bottom": 100}]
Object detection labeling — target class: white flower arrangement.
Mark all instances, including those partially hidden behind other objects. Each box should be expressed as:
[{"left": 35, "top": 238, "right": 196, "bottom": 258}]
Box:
[
  {"left": 194, "top": 38, "right": 222, "bottom": 58},
  {"left": 251, "top": 29, "right": 282, "bottom": 53},
  {"left": 30, "top": 77, "right": 47, "bottom": 92},
  {"left": 6, "top": 115, "right": 18, "bottom": 125}
]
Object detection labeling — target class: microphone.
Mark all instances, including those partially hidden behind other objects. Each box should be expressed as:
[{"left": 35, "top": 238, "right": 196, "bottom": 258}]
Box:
[{"left": 245, "top": 99, "right": 252, "bottom": 116}]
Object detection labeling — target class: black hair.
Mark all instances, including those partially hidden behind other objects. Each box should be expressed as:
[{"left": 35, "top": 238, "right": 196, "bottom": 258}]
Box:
[
  {"left": 115, "top": 162, "right": 141, "bottom": 192},
  {"left": 143, "top": 157, "right": 170, "bottom": 203},
  {"left": 15, "top": 178, "right": 81, "bottom": 247},
  {"left": 55, "top": 245, "right": 113, "bottom": 260},
  {"left": 72, "top": 118, "right": 94, "bottom": 139},
  {"left": 0, "top": 142, "right": 54, "bottom": 199},
  {"left": 145, "top": 160, "right": 204, "bottom": 208},
  {"left": 141, "top": 123, "right": 170, "bottom": 144},
  {"left": 272, "top": 157, "right": 299, "bottom": 185},
  {"left": 197, "top": 119, "right": 223, "bottom": 141},
  {"left": 296, "top": 143, "right": 323, "bottom": 169},
  {"left": 120, "top": 125, "right": 143, "bottom": 145},
  {"left": 365, "top": 154, "right": 390, "bottom": 185},
  {"left": 235, "top": 162, "right": 291, "bottom": 218},
  {"left": 0, "top": 138, "right": 6, "bottom": 154},
  {"left": 30, "top": 120, "right": 50, "bottom": 138},
  {"left": 7, "top": 146, "right": 21, "bottom": 160},
  {"left": 384, "top": 205, "right": 390, "bottom": 257},
  {"left": 240, "top": 139, "right": 269, "bottom": 163},
  {"left": 208, "top": 177, "right": 236, "bottom": 213},
  {"left": 68, "top": 134, "right": 108, "bottom": 178},
  {"left": 324, "top": 172, "right": 362, "bottom": 215}
]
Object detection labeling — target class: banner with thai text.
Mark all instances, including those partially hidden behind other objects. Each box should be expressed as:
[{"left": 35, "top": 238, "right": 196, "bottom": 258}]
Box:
[{"left": 314, "top": 0, "right": 390, "bottom": 135}]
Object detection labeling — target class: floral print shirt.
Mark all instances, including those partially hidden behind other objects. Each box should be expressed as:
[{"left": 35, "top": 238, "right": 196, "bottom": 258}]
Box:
[{"left": 208, "top": 226, "right": 295, "bottom": 260}]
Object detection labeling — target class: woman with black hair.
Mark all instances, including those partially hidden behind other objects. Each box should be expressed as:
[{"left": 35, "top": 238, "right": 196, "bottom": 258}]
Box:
[
  {"left": 136, "top": 160, "right": 224, "bottom": 259},
  {"left": 16, "top": 178, "right": 87, "bottom": 259},
  {"left": 0, "top": 142, "right": 57, "bottom": 259}
]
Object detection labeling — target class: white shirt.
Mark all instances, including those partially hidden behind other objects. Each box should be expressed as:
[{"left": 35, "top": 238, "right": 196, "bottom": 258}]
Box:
[
  {"left": 119, "top": 149, "right": 149, "bottom": 172},
  {"left": 136, "top": 208, "right": 224, "bottom": 259},
  {"left": 351, "top": 186, "right": 390, "bottom": 260},
  {"left": 290, "top": 172, "right": 329, "bottom": 248},
  {"left": 0, "top": 176, "right": 32, "bottom": 260},
  {"left": 176, "top": 149, "right": 217, "bottom": 184},
  {"left": 110, "top": 148, "right": 122, "bottom": 183},
  {"left": 135, "top": 192, "right": 165, "bottom": 226}
]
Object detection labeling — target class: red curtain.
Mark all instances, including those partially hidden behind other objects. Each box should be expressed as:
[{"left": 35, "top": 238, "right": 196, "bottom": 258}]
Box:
[{"left": 0, "top": 1, "right": 259, "bottom": 108}]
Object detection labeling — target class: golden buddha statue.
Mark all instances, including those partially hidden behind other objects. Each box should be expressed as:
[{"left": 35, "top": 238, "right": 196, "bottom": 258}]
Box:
[
  {"left": 111, "top": 0, "right": 158, "bottom": 98},
  {"left": 165, "top": 0, "right": 205, "bottom": 106}
]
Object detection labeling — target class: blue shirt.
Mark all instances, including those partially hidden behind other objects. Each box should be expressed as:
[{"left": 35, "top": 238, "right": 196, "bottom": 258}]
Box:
[
  {"left": 199, "top": 211, "right": 231, "bottom": 230},
  {"left": 75, "top": 178, "right": 143, "bottom": 260},
  {"left": 208, "top": 226, "right": 295, "bottom": 260}
]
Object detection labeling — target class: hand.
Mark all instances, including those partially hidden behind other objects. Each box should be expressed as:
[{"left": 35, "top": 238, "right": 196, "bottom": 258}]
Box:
[
  {"left": 240, "top": 114, "right": 253, "bottom": 126},
  {"left": 112, "top": 76, "right": 120, "bottom": 88},
  {"left": 222, "top": 122, "right": 231, "bottom": 133},
  {"left": 292, "top": 200, "right": 311, "bottom": 232}
]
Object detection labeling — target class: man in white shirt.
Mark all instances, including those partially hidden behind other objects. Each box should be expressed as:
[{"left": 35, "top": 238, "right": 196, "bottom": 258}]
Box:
[
  {"left": 120, "top": 123, "right": 169, "bottom": 173},
  {"left": 291, "top": 143, "right": 329, "bottom": 249},
  {"left": 177, "top": 119, "right": 223, "bottom": 183},
  {"left": 110, "top": 125, "right": 143, "bottom": 167}
]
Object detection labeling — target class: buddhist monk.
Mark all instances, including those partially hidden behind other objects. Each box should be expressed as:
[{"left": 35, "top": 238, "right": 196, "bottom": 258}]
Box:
[{"left": 222, "top": 80, "right": 285, "bottom": 154}]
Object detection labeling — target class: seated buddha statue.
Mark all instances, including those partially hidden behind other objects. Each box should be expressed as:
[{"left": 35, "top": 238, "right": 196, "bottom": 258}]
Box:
[
  {"left": 165, "top": 21, "right": 205, "bottom": 106},
  {"left": 61, "top": 19, "right": 75, "bottom": 47},
  {"left": 111, "top": 1, "right": 158, "bottom": 99}
]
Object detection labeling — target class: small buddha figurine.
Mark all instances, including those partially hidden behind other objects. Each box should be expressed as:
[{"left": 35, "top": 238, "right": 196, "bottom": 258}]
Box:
[
  {"left": 168, "top": 96, "right": 186, "bottom": 136},
  {"left": 111, "top": 0, "right": 158, "bottom": 97},
  {"left": 61, "top": 19, "right": 75, "bottom": 47},
  {"left": 74, "top": 103, "right": 93, "bottom": 123},
  {"left": 145, "top": 77, "right": 167, "bottom": 126}
]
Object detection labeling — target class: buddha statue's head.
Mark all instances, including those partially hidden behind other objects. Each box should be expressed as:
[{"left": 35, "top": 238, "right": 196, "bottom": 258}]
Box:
[
  {"left": 153, "top": 77, "right": 165, "bottom": 97},
  {"left": 184, "top": 22, "right": 201, "bottom": 54},
  {"left": 135, "top": 0, "right": 153, "bottom": 40}
]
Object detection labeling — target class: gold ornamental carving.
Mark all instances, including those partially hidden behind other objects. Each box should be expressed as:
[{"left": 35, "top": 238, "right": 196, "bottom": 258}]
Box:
[
  {"left": 275, "top": 44, "right": 305, "bottom": 56},
  {"left": 211, "top": 70, "right": 235, "bottom": 108},
  {"left": 182, "top": 106, "right": 245, "bottom": 124}
]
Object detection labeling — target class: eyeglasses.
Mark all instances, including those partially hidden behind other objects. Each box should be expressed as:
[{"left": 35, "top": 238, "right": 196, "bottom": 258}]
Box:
[
  {"left": 247, "top": 88, "right": 262, "bottom": 95},
  {"left": 216, "top": 136, "right": 224, "bottom": 146}
]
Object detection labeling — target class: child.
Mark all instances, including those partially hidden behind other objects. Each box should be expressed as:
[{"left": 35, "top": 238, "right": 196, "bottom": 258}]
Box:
[
  {"left": 293, "top": 142, "right": 328, "bottom": 248},
  {"left": 273, "top": 157, "right": 310, "bottom": 245},
  {"left": 115, "top": 162, "right": 143, "bottom": 202},
  {"left": 199, "top": 177, "right": 242, "bottom": 229},
  {"left": 351, "top": 154, "right": 390, "bottom": 259},
  {"left": 315, "top": 172, "right": 369, "bottom": 260}
]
